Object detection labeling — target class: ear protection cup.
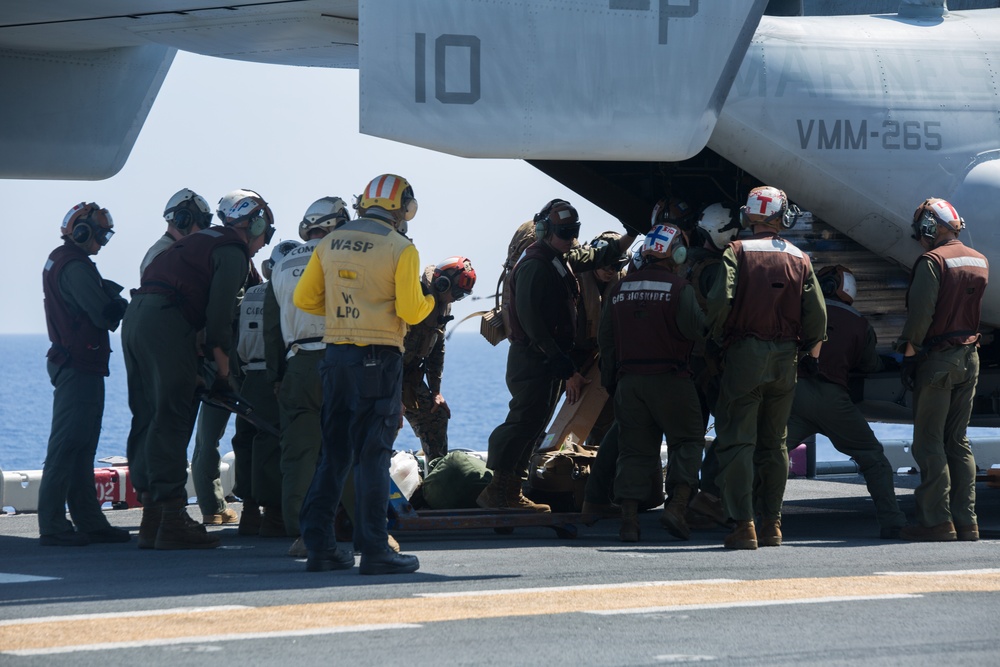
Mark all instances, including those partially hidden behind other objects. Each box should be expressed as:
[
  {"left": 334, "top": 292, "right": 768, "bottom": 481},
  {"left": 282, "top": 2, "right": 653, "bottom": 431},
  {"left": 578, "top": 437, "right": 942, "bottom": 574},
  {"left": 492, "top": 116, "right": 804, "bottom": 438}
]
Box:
[
  {"left": 672, "top": 244, "right": 687, "bottom": 265},
  {"left": 172, "top": 204, "right": 193, "bottom": 231},
  {"left": 819, "top": 272, "right": 838, "bottom": 298},
  {"left": 71, "top": 218, "right": 94, "bottom": 244},
  {"left": 433, "top": 274, "right": 451, "bottom": 293},
  {"left": 248, "top": 211, "right": 268, "bottom": 238},
  {"left": 402, "top": 190, "right": 418, "bottom": 221},
  {"left": 533, "top": 199, "right": 573, "bottom": 237},
  {"left": 912, "top": 209, "right": 939, "bottom": 240}
]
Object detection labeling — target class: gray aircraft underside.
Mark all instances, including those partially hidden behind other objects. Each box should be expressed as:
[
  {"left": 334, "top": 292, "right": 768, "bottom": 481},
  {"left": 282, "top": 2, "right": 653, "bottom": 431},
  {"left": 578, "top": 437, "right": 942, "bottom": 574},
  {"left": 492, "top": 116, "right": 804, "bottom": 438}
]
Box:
[{"left": 3, "top": 0, "right": 1000, "bottom": 332}]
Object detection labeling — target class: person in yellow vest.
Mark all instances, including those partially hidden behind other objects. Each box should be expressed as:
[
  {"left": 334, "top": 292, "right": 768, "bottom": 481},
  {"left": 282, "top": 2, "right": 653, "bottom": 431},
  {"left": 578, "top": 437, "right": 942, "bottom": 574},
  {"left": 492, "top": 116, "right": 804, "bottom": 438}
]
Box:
[{"left": 293, "top": 174, "right": 434, "bottom": 574}]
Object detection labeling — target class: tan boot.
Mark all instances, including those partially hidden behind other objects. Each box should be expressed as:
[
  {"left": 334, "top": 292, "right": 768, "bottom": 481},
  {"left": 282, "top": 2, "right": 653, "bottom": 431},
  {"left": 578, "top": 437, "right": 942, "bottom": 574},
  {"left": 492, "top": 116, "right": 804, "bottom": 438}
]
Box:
[
  {"left": 137, "top": 493, "right": 160, "bottom": 550},
  {"left": 659, "top": 484, "right": 692, "bottom": 540},
  {"left": 505, "top": 473, "right": 551, "bottom": 513},
  {"left": 724, "top": 520, "right": 758, "bottom": 550},
  {"left": 619, "top": 500, "right": 640, "bottom": 542},
  {"left": 476, "top": 470, "right": 510, "bottom": 509},
  {"left": 759, "top": 518, "right": 782, "bottom": 547},
  {"left": 154, "top": 499, "right": 221, "bottom": 550}
]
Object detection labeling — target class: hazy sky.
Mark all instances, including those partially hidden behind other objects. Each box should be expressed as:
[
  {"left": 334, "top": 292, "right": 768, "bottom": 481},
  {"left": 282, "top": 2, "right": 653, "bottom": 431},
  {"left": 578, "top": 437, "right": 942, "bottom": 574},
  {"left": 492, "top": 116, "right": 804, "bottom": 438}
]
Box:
[{"left": 0, "top": 50, "right": 621, "bottom": 335}]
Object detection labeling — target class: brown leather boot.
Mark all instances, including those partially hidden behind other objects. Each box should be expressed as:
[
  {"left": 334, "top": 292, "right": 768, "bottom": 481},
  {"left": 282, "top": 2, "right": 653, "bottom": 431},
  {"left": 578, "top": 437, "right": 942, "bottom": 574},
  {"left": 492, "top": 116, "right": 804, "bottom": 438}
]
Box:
[
  {"left": 724, "top": 520, "right": 758, "bottom": 550},
  {"left": 759, "top": 518, "right": 782, "bottom": 547},
  {"left": 901, "top": 521, "right": 957, "bottom": 542},
  {"left": 505, "top": 473, "right": 551, "bottom": 513},
  {"left": 957, "top": 523, "right": 979, "bottom": 542},
  {"left": 619, "top": 500, "right": 640, "bottom": 542},
  {"left": 137, "top": 493, "right": 160, "bottom": 550},
  {"left": 659, "top": 484, "right": 692, "bottom": 540},
  {"left": 154, "top": 499, "right": 221, "bottom": 550},
  {"left": 476, "top": 470, "right": 509, "bottom": 509}
]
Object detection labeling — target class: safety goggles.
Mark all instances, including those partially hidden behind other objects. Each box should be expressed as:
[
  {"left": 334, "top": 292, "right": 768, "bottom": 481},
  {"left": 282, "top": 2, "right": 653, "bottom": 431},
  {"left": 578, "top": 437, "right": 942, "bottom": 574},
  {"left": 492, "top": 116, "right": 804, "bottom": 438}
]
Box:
[
  {"left": 95, "top": 226, "right": 115, "bottom": 246},
  {"left": 552, "top": 222, "right": 581, "bottom": 241}
]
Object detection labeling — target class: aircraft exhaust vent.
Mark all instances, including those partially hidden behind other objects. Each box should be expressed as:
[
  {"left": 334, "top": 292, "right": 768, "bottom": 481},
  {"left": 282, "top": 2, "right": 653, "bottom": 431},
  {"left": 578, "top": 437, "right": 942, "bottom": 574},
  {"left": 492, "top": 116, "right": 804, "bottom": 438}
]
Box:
[{"left": 898, "top": 0, "right": 948, "bottom": 18}]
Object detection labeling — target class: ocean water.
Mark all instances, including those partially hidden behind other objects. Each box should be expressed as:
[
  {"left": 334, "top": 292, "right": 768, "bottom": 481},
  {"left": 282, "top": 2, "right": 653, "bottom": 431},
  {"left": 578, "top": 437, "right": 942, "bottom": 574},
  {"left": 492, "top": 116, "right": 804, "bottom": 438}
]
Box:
[
  {"left": 3, "top": 331, "right": 987, "bottom": 473},
  {"left": 0, "top": 332, "right": 515, "bottom": 472}
]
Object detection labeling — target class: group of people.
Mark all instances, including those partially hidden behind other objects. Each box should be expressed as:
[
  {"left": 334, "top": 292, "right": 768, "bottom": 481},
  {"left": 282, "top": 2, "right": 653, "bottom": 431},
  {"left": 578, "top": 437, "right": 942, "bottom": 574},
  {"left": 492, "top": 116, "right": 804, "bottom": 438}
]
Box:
[
  {"left": 38, "top": 174, "right": 476, "bottom": 576},
  {"left": 37, "top": 175, "right": 987, "bottom": 571},
  {"left": 486, "top": 187, "right": 987, "bottom": 550}
]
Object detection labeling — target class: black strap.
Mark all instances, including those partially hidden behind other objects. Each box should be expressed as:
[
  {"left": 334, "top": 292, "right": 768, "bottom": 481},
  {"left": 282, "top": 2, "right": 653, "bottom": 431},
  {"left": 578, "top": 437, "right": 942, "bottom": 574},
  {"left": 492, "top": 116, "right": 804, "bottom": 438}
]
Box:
[{"left": 924, "top": 329, "right": 977, "bottom": 348}]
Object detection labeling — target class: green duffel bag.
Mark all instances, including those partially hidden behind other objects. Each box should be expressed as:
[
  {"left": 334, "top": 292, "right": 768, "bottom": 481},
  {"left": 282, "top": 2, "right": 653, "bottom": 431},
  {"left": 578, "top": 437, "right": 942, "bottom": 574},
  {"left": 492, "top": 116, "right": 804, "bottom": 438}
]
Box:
[{"left": 421, "top": 451, "right": 493, "bottom": 510}]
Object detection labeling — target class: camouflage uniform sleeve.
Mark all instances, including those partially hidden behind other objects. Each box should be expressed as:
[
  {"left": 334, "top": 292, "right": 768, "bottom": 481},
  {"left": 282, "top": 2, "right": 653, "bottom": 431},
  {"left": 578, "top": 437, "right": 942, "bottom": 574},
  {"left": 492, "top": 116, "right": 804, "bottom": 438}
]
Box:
[
  {"left": 566, "top": 238, "right": 626, "bottom": 273},
  {"left": 425, "top": 333, "right": 445, "bottom": 394}
]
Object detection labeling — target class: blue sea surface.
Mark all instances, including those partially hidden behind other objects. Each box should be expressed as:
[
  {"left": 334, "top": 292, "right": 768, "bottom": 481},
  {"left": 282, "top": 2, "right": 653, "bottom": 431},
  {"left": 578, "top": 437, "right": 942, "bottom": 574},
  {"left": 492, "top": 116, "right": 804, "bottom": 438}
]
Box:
[{"left": 2, "top": 332, "right": 991, "bottom": 473}]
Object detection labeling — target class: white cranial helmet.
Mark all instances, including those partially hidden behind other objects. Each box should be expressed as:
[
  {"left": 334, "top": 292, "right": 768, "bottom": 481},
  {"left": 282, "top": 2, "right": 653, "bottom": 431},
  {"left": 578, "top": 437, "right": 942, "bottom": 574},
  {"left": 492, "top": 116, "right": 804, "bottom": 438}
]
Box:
[
  {"left": 698, "top": 203, "right": 738, "bottom": 250},
  {"left": 299, "top": 196, "right": 349, "bottom": 241}
]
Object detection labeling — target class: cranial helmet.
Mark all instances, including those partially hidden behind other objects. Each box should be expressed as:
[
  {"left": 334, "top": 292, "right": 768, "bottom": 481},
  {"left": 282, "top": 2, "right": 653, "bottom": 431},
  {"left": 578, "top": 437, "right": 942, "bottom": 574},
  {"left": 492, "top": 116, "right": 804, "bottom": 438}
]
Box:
[
  {"left": 817, "top": 264, "right": 858, "bottom": 305},
  {"left": 698, "top": 202, "right": 739, "bottom": 250},
  {"left": 299, "top": 196, "right": 349, "bottom": 241},
  {"left": 587, "top": 231, "right": 628, "bottom": 270},
  {"left": 356, "top": 174, "right": 417, "bottom": 221},
  {"left": 61, "top": 202, "right": 114, "bottom": 247},
  {"left": 740, "top": 186, "right": 795, "bottom": 229},
  {"left": 432, "top": 256, "right": 477, "bottom": 301},
  {"left": 534, "top": 199, "right": 581, "bottom": 241},
  {"left": 911, "top": 197, "right": 965, "bottom": 240},
  {"left": 641, "top": 223, "right": 687, "bottom": 266},
  {"left": 262, "top": 239, "right": 300, "bottom": 280},
  {"left": 651, "top": 196, "right": 697, "bottom": 232},
  {"left": 216, "top": 189, "right": 274, "bottom": 242},
  {"left": 163, "top": 188, "right": 213, "bottom": 231}
]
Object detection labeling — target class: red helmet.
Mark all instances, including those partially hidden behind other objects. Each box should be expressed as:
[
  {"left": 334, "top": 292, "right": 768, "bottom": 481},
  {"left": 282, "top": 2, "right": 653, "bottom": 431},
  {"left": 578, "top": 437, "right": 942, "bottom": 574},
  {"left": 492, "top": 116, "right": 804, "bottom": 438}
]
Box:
[{"left": 432, "top": 256, "right": 477, "bottom": 300}]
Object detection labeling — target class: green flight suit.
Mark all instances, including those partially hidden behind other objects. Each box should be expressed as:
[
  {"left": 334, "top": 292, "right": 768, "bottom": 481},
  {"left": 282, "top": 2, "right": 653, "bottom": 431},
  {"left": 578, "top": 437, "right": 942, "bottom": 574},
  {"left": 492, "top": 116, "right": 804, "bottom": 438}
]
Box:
[{"left": 706, "top": 237, "right": 827, "bottom": 523}]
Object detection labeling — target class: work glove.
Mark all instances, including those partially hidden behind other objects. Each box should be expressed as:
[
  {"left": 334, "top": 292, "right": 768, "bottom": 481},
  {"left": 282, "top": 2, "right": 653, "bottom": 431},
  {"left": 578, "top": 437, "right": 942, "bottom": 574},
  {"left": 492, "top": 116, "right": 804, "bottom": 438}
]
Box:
[
  {"left": 878, "top": 354, "right": 901, "bottom": 373},
  {"left": 900, "top": 356, "right": 919, "bottom": 392},
  {"left": 798, "top": 355, "right": 819, "bottom": 377}
]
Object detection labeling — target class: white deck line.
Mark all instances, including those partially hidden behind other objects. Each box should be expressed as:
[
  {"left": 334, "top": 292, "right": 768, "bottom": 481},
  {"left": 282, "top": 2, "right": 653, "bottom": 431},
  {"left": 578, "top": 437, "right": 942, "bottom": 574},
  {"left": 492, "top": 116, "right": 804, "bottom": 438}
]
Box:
[
  {"left": 415, "top": 579, "right": 740, "bottom": 598},
  {"left": 0, "top": 605, "right": 251, "bottom": 627}
]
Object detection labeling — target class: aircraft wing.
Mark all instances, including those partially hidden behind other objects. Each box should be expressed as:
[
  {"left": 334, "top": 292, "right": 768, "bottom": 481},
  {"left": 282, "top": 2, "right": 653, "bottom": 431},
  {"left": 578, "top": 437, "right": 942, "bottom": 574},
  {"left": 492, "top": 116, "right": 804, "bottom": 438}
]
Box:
[
  {"left": 0, "top": 1, "right": 360, "bottom": 180},
  {"left": 359, "top": 0, "right": 767, "bottom": 161}
]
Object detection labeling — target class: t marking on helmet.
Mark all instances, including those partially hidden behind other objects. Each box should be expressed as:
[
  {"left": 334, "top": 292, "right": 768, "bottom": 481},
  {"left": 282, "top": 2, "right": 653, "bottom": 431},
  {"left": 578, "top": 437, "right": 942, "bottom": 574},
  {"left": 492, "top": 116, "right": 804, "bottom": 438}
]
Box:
[{"left": 752, "top": 192, "right": 777, "bottom": 215}]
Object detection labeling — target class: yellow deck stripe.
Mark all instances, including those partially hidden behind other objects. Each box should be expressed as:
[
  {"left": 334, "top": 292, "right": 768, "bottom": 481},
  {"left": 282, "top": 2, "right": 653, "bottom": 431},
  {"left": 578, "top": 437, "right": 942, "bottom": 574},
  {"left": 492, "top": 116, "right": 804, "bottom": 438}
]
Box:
[{"left": 3, "top": 572, "right": 999, "bottom": 652}]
